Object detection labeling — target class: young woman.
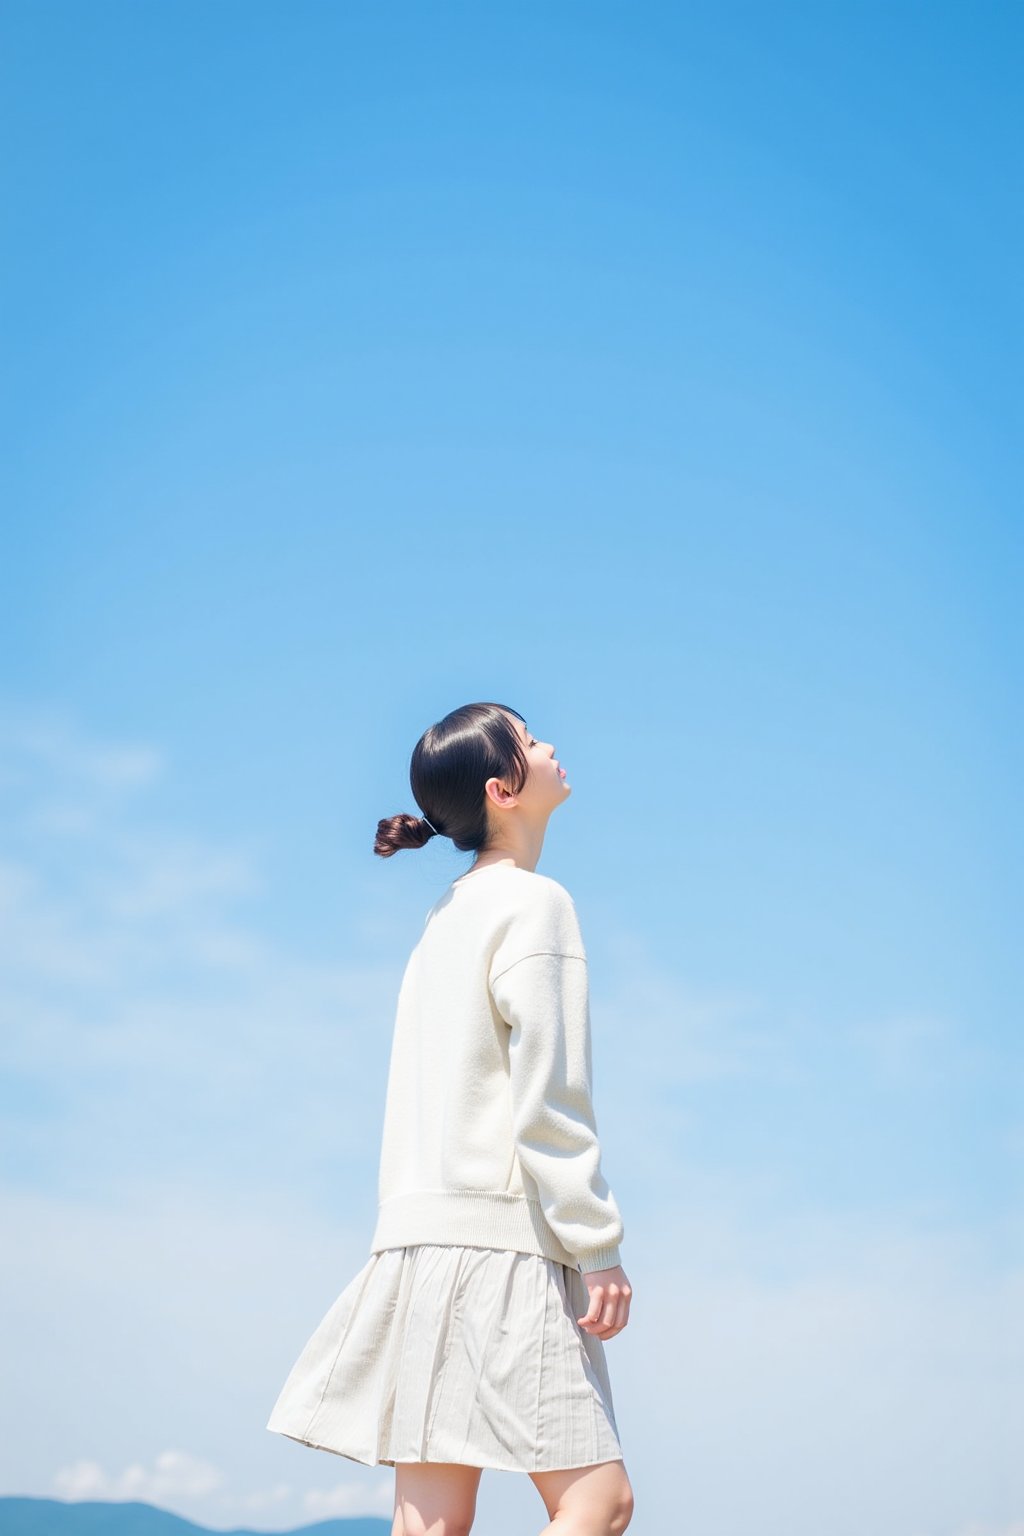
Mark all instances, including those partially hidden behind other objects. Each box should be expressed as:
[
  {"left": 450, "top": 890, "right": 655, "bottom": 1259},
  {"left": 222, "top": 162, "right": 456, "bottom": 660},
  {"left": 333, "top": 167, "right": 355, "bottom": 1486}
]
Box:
[{"left": 267, "top": 702, "right": 635, "bottom": 1536}]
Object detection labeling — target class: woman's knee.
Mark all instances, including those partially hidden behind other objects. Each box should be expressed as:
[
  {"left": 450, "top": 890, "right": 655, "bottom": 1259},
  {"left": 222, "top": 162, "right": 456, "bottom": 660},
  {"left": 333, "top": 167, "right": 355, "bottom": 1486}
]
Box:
[
  {"left": 610, "top": 1476, "right": 635, "bottom": 1532},
  {"left": 598, "top": 1468, "right": 634, "bottom": 1534}
]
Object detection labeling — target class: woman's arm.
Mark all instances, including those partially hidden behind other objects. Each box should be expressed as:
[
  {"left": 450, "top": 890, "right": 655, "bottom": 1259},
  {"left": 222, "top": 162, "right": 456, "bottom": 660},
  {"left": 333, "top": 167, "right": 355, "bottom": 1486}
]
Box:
[{"left": 491, "top": 948, "right": 625, "bottom": 1274}]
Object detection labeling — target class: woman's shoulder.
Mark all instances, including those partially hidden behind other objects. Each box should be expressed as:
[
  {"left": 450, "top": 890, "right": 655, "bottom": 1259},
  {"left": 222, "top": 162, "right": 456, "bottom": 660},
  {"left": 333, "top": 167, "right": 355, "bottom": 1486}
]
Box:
[
  {"left": 479, "top": 865, "right": 578, "bottom": 916},
  {"left": 451, "top": 863, "right": 576, "bottom": 904},
  {"left": 420, "top": 864, "right": 579, "bottom": 937},
  {"left": 488, "top": 869, "right": 585, "bottom": 974},
  {"left": 517, "top": 867, "right": 577, "bottom": 908}
]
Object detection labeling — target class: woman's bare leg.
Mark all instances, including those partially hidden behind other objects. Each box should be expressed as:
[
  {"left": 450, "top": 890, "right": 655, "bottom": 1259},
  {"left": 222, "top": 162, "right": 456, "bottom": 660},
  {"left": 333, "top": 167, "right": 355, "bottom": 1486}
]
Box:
[
  {"left": 391, "top": 1462, "right": 483, "bottom": 1536},
  {"left": 529, "top": 1458, "right": 634, "bottom": 1535}
]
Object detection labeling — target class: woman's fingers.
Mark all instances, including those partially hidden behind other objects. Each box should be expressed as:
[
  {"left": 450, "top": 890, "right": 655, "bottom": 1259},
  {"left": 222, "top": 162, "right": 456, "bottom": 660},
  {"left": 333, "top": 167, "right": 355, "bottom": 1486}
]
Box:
[{"left": 577, "top": 1275, "right": 632, "bottom": 1338}]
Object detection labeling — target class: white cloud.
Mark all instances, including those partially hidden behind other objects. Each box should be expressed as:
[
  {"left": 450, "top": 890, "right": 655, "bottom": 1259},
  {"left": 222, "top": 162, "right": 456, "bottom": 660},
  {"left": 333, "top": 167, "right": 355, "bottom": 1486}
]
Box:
[
  {"left": 54, "top": 1450, "right": 223, "bottom": 1501},
  {"left": 230, "top": 1483, "right": 293, "bottom": 1514},
  {"left": 0, "top": 707, "right": 164, "bottom": 793},
  {"left": 50, "top": 1451, "right": 393, "bottom": 1527},
  {"left": 0, "top": 704, "right": 399, "bottom": 1203},
  {"left": 302, "top": 1481, "right": 394, "bottom": 1519}
]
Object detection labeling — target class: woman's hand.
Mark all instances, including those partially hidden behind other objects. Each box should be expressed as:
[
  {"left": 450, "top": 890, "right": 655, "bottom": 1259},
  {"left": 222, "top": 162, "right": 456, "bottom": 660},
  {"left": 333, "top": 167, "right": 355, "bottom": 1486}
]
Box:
[{"left": 576, "top": 1264, "right": 632, "bottom": 1339}]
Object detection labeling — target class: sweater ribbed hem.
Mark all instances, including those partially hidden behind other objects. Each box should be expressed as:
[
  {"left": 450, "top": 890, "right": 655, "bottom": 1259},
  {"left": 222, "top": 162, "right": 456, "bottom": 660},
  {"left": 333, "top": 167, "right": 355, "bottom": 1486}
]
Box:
[{"left": 369, "top": 1189, "right": 619, "bottom": 1274}]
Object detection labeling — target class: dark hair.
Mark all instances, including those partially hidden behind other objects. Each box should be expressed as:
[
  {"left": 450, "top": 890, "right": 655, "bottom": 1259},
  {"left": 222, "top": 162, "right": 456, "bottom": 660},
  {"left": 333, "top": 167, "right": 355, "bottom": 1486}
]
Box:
[{"left": 374, "top": 701, "right": 530, "bottom": 858}]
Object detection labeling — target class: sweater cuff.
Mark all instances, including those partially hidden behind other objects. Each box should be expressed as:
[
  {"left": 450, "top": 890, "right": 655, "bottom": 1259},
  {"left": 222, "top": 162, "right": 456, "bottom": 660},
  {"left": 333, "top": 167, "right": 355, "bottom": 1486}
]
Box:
[{"left": 577, "top": 1243, "right": 622, "bottom": 1274}]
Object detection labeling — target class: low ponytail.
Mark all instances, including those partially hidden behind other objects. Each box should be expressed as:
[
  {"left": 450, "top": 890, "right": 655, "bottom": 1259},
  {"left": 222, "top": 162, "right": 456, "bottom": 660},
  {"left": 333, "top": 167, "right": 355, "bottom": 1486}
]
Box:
[{"left": 374, "top": 812, "right": 441, "bottom": 859}]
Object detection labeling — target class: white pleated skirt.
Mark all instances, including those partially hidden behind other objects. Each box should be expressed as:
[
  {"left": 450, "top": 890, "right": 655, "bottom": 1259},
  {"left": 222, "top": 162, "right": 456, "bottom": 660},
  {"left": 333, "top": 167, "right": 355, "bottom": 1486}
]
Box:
[{"left": 266, "top": 1243, "right": 623, "bottom": 1473}]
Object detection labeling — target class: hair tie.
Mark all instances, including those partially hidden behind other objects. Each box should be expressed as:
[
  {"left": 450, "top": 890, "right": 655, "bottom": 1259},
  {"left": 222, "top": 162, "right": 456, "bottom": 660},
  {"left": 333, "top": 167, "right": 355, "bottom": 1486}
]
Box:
[{"left": 422, "top": 815, "right": 441, "bottom": 836}]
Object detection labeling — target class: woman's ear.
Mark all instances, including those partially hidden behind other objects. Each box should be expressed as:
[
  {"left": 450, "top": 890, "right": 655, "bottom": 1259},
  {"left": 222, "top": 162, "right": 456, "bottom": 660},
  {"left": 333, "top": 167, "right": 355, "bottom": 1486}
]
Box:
[{"left": 483, "top": 775, "right": 517, "bottom": 809}]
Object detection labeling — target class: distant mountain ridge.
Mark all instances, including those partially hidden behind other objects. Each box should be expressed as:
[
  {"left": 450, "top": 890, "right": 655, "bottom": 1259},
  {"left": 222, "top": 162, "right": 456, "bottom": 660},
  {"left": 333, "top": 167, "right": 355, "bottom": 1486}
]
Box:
[{"left": 0, "top": 1499, "right": 390, "bottom": 1536}]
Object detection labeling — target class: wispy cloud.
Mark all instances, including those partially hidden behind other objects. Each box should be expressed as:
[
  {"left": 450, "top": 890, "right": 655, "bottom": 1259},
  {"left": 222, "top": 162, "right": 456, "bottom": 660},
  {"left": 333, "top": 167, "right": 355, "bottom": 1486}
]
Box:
[
  {"left": 54, "top": 1451, "right": 223, "bottom": 1502},
  {"left": 300, "top": 1481, "right": 394, "bottom": 1520},
  {"left": 0, "top": 708, "right": 164, "bottom": 795},
  {"left": 50, "top": 1451, "right": 393, "bottom": 1523},
  {"left": 0, "top": 705, "right": 400, "bottom": 1209}
]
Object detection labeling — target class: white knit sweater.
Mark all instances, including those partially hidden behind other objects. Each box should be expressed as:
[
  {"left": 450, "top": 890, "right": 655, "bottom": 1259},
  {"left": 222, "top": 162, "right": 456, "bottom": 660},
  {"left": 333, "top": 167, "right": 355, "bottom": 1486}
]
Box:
[{"left": 368, "top": 862, "right": 624, "bottom": 1274}]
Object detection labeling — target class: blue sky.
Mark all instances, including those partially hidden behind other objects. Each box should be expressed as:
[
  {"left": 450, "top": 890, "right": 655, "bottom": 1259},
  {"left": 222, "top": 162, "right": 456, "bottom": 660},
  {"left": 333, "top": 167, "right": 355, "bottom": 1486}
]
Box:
[{"left": 1, "top": 2, "right": 1020, "bottom": 1533}]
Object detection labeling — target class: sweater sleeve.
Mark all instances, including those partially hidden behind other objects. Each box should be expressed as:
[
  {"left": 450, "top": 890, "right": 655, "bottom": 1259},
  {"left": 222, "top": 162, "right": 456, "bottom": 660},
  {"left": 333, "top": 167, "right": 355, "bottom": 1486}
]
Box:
[{"left": 490, "top": 946, "right": 625, "bottom": 1274}]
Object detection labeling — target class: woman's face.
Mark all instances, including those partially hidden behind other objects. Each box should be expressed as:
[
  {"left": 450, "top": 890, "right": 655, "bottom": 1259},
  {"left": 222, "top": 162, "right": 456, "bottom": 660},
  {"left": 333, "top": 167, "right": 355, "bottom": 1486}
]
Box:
[{"left": 508, "top": 714, "right": 571, "bottom": 818}]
